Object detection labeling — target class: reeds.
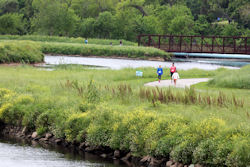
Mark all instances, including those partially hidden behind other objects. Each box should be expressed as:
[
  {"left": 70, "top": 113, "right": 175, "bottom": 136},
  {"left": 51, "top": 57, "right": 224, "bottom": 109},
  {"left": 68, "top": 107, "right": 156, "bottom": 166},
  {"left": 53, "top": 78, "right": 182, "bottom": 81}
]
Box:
[{"left": 139, "top": 87, "right": 244, "bottom": 108}]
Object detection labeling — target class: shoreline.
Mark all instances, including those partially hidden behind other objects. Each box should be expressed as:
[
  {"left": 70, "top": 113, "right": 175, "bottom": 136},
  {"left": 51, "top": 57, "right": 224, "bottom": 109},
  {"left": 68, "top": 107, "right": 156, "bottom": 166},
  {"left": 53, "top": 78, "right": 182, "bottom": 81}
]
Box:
[
  {"left": 0, "top": 123, "right": 203, "bottom": 167},
  {"left": 45, "top": 53, "right": 168, "bottom": 61}
]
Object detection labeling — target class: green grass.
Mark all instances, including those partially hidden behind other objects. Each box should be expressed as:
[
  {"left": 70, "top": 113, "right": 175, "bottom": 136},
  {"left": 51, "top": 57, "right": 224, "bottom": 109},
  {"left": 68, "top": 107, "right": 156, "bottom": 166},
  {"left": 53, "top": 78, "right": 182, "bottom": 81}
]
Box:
[
  {"left": 0, "top": 41, "right": 44, "bottom": 63},
  {"left": 0, "top": 66, "right": 249, "bottom": 166},
  {"left": 208, "top": 65, "right": 250, "bottom": 89},
  {"left": 0, "top": 35, "right": 137, "bottom": 46},
  {"left": 39, "top": 41, "right": 171, "bottom": 59},
  {"left": 0, "top": 40, "right": 171, "bottom": 62}
]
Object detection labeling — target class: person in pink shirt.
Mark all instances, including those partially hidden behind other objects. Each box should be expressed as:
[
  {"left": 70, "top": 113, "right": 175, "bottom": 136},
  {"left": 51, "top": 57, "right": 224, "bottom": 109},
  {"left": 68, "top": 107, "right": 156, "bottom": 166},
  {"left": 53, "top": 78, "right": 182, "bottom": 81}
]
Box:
[{"left": 170, "top": 63, "right": 176, "bottom": 82}]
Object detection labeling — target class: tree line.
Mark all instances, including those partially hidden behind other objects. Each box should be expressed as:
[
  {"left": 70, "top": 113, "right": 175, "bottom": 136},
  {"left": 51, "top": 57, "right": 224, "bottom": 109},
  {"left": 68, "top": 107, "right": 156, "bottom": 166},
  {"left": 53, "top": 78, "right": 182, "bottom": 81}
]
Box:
[{"left": 0, "top": 0, "right": 249, "bottom": 41}]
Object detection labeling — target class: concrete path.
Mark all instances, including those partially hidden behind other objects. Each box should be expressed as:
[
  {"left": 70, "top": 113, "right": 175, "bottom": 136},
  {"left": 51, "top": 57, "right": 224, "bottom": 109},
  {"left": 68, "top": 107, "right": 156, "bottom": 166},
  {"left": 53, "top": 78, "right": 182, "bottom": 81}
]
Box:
[{"left": 144, "top": 78, "right": 210, "bottom": 88}]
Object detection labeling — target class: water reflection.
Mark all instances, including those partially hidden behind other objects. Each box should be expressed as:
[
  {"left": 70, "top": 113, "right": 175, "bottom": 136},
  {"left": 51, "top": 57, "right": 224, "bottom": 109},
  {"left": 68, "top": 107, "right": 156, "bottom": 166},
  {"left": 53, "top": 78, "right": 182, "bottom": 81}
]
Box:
[{"left": 0, "top": 137, "right": 126, "bottom": 167}]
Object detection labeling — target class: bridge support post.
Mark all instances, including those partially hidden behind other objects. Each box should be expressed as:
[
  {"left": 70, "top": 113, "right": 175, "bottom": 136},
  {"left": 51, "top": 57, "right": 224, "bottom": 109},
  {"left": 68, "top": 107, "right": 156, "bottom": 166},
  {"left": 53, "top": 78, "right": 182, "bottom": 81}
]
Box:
[
  {"left": 179, "top": 36, "right": 182, "bottom": 52},
  {"left": 158, "top": 36, "right": 161, "bottom": 48},
  {"left": 190, "top": 36, "right": 193, "bottom": 52},
  {"left": 233, "top": 37, "right": 236, "bottom": 53},
  {"left": 223, "top": 37, "right": 225, "bottom": 53},
  {"left": 212, "top": 37, "right": 215, "bottom": 53},
  {"left": 201, "top": 37, "right": 204, "bottom": 52},
  {"left": 245, "top": 37, "right": 247, "bottom": 54},
  {"left": 138, "top": 35, "right": 141, "bottom": 46},
  {"left": 148, "top": 35, "right": 151, "bottom": 46}
]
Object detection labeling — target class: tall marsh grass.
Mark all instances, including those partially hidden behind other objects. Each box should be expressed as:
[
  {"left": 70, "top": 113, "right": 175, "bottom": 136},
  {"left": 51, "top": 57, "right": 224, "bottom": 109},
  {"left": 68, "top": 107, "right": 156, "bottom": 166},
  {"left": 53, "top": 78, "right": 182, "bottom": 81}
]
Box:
[
  {"left": 209, "top": 65, "right": 250, "bottom": 89},
  {"left": 139, "top": 87, "right": 244, "bottom": 108},
  {"left": 0, "top": 35, "right": 137, "bottom": 46},
  {"left": 0, "top": 41, "right": 44, "bottom": 63},
  {"left": 39, "top": 42, "right": 171, "bottom": 59},
  {"left": 0, "top": 40, "right": 171, "bottom": 61}
]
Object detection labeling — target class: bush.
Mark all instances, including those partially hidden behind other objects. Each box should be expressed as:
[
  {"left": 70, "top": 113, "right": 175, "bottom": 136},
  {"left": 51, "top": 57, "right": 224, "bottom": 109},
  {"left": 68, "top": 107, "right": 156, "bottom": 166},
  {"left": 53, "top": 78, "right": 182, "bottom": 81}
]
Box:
[
  {"left": 0, "top": 13, "right": 25, "bottom": 35},
  {"left": 0, "top": 41, "right": 44, "bottom": 63},
  {"left": 0, "top": 88, "right": 249, "bottom": 166},
  {"left": 65, "top": 113, "right": 92, "bottom": 142},
  {"left": 0, "top": 94, "right": 34, "bottom": 125}
]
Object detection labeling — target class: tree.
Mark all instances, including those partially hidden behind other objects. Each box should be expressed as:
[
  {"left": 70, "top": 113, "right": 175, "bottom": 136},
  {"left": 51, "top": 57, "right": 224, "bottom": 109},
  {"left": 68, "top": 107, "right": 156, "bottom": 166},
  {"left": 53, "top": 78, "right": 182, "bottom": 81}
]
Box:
[
  {"left": 194, "top": 15, "right": 210, "bottom": 35},
  {"left": 31, "top": 0, "right": 79, "bottom": 36},
  {"left": 77, "top": 18, "right": 96, "bottom": 38},
  {"left": 94, "top": 11, "right": 116, "bottom": 38},
  {"left": 0, "top": 0, "right": 19, "bottom": 15},
  {"left": 168, "top": 15, "right": 194, "bottom": 35},
  {"left": 71, "top": 0, "right": 118, "bottom": 18},
  {"left": 221, "top": 23, "right": 240, "bottom": 36},
  {"left": 0, "top": 13, "right": 25, "bottom": 34},
  {"left": 239, "top": 4, "right": 250, "bottom": 28},
  {"left": 157, "top": 5, "right": 194, "bottom": 34}
]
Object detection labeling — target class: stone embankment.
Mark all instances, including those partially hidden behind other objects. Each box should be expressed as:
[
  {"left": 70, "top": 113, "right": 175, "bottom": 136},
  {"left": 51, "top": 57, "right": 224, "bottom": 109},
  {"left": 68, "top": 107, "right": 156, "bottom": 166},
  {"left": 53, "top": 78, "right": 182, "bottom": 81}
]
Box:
[{"left": 0, "top": 124, "right": 204, "bottom": 167}]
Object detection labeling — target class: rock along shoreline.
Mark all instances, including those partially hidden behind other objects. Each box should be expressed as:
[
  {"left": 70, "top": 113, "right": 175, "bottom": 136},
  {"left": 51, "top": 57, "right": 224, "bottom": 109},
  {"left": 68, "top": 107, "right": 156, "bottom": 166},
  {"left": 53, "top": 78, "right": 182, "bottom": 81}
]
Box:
[{"left": 0, "top": 123, "right": 203, "bottom": 167}]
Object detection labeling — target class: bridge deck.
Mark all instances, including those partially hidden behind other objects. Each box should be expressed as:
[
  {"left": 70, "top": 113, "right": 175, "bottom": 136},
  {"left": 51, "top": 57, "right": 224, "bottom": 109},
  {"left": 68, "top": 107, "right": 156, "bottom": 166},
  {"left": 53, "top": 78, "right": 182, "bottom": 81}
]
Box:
[{"left": 138, "top": 35, "right": 250, "bottom": 55}]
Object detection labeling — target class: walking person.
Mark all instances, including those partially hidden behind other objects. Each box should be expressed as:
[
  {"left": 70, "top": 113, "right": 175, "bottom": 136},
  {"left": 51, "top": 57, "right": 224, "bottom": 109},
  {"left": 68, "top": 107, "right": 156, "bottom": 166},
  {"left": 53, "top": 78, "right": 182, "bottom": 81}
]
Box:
[
  {"left": 157, "top": 65, "right": 163, "bottom": 83},
  {"left": 170, "top": 63, "right": 176, "bottom": 82},
  {"left": 85, "top": 38, "right": 88, "bottom": 44},
  {"left": 172, "top": 70, "right": 180, "bottom": 86}
]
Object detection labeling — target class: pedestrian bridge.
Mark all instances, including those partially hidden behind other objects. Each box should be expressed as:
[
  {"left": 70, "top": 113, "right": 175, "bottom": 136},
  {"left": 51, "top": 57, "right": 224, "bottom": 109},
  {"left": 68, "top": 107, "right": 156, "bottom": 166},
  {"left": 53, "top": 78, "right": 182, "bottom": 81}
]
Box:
[{"left": 138, "top": 35, "right": 250, "bottom": 55}]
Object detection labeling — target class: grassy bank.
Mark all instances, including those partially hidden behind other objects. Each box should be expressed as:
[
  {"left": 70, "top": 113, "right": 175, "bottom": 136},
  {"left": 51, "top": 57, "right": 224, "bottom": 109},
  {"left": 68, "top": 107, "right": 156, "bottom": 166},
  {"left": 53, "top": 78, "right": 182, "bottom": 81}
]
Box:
[
  {"left": 208, "top": 65, "right": 250, "bottom": 89},
  {"left": 0, "top": 39, "right": 171, "bottom": 62},
  {"left": 0, "top": 41, "right": 44, "bottom": 63},
  {"left": 39, "top": 42, "right": 171, "bottom": 59},
  {"left": 0, "top": 35, "right": 137, "bottom": 46},
  {"left": 0, "top": 66, "right": 249, "bottom": 166}
]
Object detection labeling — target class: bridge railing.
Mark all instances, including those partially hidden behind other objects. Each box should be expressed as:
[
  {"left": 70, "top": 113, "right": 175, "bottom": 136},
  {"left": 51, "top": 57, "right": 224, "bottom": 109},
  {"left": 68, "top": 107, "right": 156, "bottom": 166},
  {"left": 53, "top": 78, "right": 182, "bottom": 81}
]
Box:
[{"left": 138, "top": 35, "right": 250, "bottom": 54}]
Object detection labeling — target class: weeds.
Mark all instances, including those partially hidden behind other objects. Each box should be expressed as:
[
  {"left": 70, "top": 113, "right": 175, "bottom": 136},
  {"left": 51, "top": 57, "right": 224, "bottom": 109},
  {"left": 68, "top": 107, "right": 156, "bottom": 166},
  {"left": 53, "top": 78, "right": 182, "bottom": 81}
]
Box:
[
  {"left": 0, "top": 35, "right": 137, "bottom": 46},
  {"left": 0, "top": 41, "right": 43, "bottom": 63},
  {"left": 139, "top": 87, "right": 244, "bottom": 108}
]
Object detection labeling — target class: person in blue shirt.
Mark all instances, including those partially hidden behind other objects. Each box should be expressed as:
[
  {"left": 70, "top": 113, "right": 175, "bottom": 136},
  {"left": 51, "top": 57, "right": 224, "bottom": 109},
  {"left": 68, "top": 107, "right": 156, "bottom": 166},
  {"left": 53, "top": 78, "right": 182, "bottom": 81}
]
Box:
[
  {"left": 157, "top": 65, "right": 163, "bottom": 83},
  {"left": 84, "top": 38, "right": 88, "bottom": 44}
]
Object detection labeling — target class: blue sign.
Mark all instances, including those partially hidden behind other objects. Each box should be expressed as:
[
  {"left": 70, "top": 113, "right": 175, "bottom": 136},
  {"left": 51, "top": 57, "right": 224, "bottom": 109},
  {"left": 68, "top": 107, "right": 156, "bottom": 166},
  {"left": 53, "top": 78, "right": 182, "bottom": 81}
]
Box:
[{"left": 136, "top": 71, "right": 143, "bottom": 77}]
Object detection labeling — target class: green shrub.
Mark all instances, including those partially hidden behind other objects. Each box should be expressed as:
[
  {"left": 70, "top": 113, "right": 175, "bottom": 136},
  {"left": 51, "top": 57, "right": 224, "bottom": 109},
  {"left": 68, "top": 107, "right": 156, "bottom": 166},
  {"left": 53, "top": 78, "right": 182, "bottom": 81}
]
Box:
[
  {"left": 35, "top": 109, "right": 66, "bottom": 137},
  {"left": 226, "top": 136, "right": 250, "bottom": 167},
  {"left": 86, "top": 106, "right": 120, "bottom": 147},
  {"left": 0, "top": 87, "right": 249, "bottom": 166},
  {"left": 108, "top": 109, "right": 156, "bottom": 155},
  {"left": 0, "top": 41, "right": 44, "bottom": 63},
  {"left": 0, "top": 94, "right": 34, "bottom": 125},
  {"left": 65, "top": 113, "right": 92, "bottom": 142}
]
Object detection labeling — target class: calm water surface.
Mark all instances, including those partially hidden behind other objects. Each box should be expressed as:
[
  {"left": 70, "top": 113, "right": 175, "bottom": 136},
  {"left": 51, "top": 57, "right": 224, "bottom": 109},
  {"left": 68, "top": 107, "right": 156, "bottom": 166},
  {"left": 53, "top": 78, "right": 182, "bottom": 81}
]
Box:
[
  {"left": 0, "top": 137, "right": 127, "bottom": 167},
  {"left": 44, "top": 55, "right": 244, "bottom": 70}
]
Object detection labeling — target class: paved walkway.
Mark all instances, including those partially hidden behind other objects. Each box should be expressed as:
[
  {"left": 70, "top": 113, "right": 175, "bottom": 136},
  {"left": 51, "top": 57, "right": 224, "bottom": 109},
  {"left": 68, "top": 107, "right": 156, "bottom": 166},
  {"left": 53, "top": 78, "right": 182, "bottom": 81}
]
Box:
[{"left": 144, "top": 78, "right": 210, "bottom": 88}]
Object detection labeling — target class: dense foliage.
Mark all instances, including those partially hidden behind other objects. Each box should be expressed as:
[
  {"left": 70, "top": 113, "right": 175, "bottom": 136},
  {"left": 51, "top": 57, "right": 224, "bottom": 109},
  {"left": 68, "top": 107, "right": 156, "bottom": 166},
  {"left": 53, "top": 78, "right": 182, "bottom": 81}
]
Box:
[
  {"left": 0, "top": 66, "right": 249, "bottom": 166},
  {"left": 0, "top": 41, "right": 43, "bottom": 63},
  {"left": 0, "top": 0, "right": 249, "bottom": 41}
]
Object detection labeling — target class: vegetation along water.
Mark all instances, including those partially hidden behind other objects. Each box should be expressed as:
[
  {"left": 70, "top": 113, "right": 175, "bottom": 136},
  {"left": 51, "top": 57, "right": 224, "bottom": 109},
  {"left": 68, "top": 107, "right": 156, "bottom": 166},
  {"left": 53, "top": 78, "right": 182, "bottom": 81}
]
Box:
[
  {"left": 0, "top": 65, "right": 249, "bottom": 166},
  {"left": 0, "top": 0, "right": 250, "bottom": 166}
]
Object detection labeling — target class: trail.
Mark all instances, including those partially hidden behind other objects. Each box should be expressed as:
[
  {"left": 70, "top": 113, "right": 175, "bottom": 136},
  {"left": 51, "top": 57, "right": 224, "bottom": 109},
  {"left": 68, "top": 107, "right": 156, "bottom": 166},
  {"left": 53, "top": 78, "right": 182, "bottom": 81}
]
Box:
[{"left": 144, "top": 78, "right": 210, "bottom": 88}]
